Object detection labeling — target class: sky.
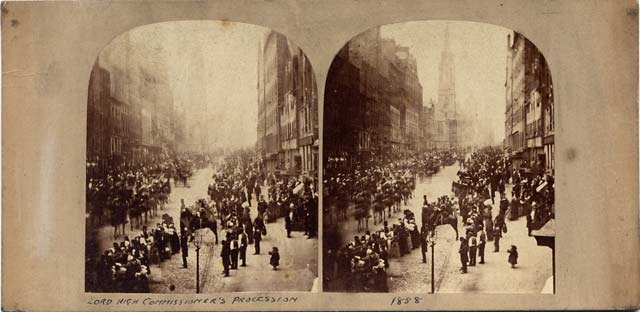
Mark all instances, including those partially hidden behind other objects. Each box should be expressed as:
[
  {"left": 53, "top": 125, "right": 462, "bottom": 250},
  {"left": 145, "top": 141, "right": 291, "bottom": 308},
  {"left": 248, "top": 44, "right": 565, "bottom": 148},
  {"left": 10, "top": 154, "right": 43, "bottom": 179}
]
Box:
[
  {"left": 380, "top": 21, "right": 513, "bottom": 144},
  {"left": 98, "top": 21, "right": 268, "bottom": 150}
]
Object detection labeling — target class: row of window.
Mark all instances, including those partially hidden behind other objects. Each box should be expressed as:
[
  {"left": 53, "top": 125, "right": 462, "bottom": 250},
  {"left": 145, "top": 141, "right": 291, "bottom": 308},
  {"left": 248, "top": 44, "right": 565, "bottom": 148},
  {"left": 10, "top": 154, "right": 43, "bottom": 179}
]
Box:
[
  {"left": 280, "top": 120, "right": 298, "bottom": 141},
  {"left": 526, "top": 119, "right": 543, "bottom": 138}
]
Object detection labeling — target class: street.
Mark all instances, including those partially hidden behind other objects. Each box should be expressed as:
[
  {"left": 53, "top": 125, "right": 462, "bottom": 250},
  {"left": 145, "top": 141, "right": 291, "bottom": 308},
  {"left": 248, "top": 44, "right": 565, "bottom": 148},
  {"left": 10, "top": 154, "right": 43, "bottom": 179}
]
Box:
[
  {"left": 388, "top": 163, "right": 553, "bottom": 293},
  {"left": 90, "top": 167, "right": 318, "bottom": 293},
  {"left": 328, "top": 162, "right": 552, "bottom": 293}
]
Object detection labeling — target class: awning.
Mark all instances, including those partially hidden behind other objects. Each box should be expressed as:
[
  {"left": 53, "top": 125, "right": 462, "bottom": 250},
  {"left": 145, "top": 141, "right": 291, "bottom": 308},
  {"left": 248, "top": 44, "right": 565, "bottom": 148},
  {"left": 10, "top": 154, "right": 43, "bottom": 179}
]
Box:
[{"left": 532, "top": 219, "right": 555, "bottom": 249}]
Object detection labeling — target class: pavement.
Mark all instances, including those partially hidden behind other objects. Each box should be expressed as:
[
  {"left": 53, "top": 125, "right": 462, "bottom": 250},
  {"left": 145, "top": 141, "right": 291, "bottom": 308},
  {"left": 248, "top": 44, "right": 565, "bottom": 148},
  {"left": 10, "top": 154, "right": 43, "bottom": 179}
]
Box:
[{"left": 88, "top": 166, "right": 317, "bottom": 293}]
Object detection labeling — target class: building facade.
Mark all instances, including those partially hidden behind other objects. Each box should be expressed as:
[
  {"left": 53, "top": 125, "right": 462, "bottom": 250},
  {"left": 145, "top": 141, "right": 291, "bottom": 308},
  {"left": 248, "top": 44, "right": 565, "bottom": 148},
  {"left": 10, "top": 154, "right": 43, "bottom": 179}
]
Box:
[
  {"left": 257, "top": 31, "right": 319, "bottom": 178},
  {"left": 87, "top": 51, "right": 185, "bottom": 173},
  {"left": 323, "top": 27, "right": 424, "bottom": 166},
  {"left": 504, "top": 31, "right": 554, "bottom": 174}
]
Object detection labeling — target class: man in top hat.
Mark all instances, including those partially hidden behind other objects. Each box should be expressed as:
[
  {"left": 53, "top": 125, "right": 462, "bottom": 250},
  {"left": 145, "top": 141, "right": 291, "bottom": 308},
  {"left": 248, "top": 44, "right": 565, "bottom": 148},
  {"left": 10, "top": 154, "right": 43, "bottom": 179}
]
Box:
[
  {"left": 220, "top": 237, "right": 231, "bottom": 277},
  {"left": 180, "top": 228, "right": 189, "bottom": 268},
  {"left": 477, "top": 225, "right": 487, "bottom": 264},
  {"left": 468, "top": 234, "right": 478, "bottom": 266},
  {"left": 230, "top": 233, "right": 239, "bottom": 270},
  {"left": 459, "top": 237, "right": 469, "bottom": 274},
  {"left": 493, "top": 224, "right": 501, "bottom": 252},
  {"left": 257, "top": 195, "right": 267, "bottom": 220},
  {"left": 420, "top": 225, "right": 429, "bottom": 264},
  {"left": 239, "top": 226, "right": 248, "bottom": 267},
  {"left": 253, "top": 226, "right": 262, "bottom": 255}
]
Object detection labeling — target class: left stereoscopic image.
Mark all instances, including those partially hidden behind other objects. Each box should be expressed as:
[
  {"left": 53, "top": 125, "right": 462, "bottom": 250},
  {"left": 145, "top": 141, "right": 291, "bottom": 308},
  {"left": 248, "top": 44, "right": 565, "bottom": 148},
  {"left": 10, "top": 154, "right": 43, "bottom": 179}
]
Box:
[{"left": 84, "top": 21, "right": 319, "bottom": 293}]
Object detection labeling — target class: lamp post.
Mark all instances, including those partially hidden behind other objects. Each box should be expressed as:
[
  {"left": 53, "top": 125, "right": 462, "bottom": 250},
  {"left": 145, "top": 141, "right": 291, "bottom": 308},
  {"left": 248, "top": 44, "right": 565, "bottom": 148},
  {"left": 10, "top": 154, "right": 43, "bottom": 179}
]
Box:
[
  {"left": 428, "top": 230, "right": 438, "bottom": 294},
  {"left": 193, "top": 222, "right": 202, "bottom": 293}
]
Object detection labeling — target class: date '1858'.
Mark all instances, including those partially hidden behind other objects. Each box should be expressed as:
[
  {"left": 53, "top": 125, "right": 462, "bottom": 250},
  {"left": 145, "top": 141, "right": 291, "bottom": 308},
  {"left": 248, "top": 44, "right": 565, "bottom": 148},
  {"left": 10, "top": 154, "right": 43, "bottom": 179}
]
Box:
[{"left": 390, "top": 297, "right": 423, "bottom": 306}]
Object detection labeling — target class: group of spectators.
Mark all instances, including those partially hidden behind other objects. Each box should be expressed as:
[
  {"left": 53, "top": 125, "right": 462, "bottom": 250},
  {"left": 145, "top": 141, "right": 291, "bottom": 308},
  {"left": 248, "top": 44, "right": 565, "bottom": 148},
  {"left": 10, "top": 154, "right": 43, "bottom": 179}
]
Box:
[
  {"left": 87, "top": 215, "right": 184, "bottom": 292},
  {"left": 329, "top": 209, "right": 427, "bottom": 292},
  {"left": 85, "top": 152, "right": 211, "bottom": 292},
  {"left": 452, "top": 146, "right": 554, "bottom": 274},
  {"left": 206, "top": 153, "right": 318, "bottom": 241}
]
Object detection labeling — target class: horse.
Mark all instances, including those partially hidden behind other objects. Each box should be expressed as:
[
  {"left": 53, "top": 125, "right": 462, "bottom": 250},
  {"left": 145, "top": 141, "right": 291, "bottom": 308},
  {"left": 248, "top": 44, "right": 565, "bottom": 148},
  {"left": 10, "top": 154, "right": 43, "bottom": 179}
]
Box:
[
  {"left": 392, "top": 191, "right": 402, "bottom": 213},
  {"left": 422, "top": 205, "right": 459, "bottom": 240},
  {"left": 128, "top": 199, "right": 143, "bottom": 231},
  {"left": 355, "top": 193, "right": 370, "bottom": 231},
  {"left": 180, "top": 206, "right": 218, "bottom": 243},
  {"left": 383, "top": 193, "right": 394, "bottom": 217},
  {"left": 336, "top": 192, "right": 349, "bottom": 221},
  {"left": 401, "top": 186, "right": 412, "bottom": 205},
  {"left": 111, "top": 198, "right": 127, "bottom": 239},
  {"left": 372, "top": 194, "right": 386, "bottom": 225},
  {"left": 432, "top": 210, "right": 459, "bottom": 240},
  {"left": 147, "top": 194, "right": 158, "bottom": 218},
  {"left": 354, "top": 207, "right": 368, "bottom": 233}
]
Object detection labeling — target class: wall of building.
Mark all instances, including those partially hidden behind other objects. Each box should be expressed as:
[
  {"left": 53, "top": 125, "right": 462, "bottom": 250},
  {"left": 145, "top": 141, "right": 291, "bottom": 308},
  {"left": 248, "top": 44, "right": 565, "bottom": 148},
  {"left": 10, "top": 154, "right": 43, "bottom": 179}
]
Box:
[
  {"left": 505, "top": 31, "right": 554, "bottom": 174},
  {"left": 258, "top": 31, "right": 318, "bottom": 178}
]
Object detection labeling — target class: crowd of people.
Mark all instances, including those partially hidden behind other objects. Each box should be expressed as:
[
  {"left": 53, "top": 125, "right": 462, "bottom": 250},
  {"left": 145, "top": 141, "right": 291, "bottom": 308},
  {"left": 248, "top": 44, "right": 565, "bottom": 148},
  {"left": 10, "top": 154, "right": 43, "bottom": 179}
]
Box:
[
  {"left": 323, "top": 150, "right": 458, "bottom": 229},
  {"left": 204, "top": 152, "right": 318, "bottom": 241},
  {"left": 323, "top": 150, "right": 461, "bottom": 292},
  {"left": 86, "top": 214, "right": 184, "bottom": 292},
  {"left": 178, "top": 151, "right": 318, "bottom": 278},
  {"left": 324, "top": 146, "right": 555, "bottom": 291},
  {"left": 452, "top": 146, "right": 554, "bottom": 274},
  {"left": 87, "top": 148, "right": 319, "bottom": 292},
  {"left": 86, "top": 152, "right": 209, "bottom": 238}
]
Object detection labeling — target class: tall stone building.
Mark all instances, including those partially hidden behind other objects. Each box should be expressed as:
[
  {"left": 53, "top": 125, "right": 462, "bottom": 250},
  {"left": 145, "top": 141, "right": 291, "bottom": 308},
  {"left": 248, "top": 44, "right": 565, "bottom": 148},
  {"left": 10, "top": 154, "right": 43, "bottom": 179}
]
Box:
[
  {"left": 257, "top": 32, "right": 288, "bottom": 173},
  {"left": 324, "top": 27, "right": 423, "bottom": 167},
  {"left": 257, "top": 31, "right": 318, "bottom": 178},
  {"left": 87, "top": 65, "right": 111, "bottom": 167},
  {"left": 505, "top": 31, "right": 554, "bottom": 174}
]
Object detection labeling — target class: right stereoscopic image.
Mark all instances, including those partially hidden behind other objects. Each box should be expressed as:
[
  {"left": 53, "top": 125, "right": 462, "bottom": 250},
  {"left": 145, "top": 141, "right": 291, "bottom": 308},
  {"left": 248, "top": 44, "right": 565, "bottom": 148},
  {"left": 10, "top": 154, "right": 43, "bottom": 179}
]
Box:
[{"left": 322, "top": 21, "right": 555, "bottom": 293}]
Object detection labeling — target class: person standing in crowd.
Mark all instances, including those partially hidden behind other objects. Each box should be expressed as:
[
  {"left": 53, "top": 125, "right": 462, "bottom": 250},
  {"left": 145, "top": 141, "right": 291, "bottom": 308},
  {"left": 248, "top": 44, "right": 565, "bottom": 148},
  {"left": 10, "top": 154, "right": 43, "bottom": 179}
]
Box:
[
  {"left": 526, "top": 202, "right": 535, "bottom": 236},
  {"left": 284, "top": 212, "right": 293, "bottom": 238},
  {"left": 239, "top": 227, "right": 248, "bottom": 267},
  {"left": 459, "top": 237, "right": 468, "bottom": 274},
  {"left": 490, "top": 175, "right": 498, "bottom": 205},
  {"left": 254, "top": 183, "right": 261, "bottom": 203},
  {"left": 253, "top": 226, "right": 262, "bottom": 255},
  {"left": 230, "top": 234, "right": 239, "bottom": 270},
  {"left": 420, "top": 226, "right": 429, "bottom": 264},
  {"left": 220, "top": 238, "right": 230, "bottom": 277},
  {"left": 246, "top": 181, "right": 253, "bottom": 207},
  {"left": 269, "top": 246, "right": 280, "bottom": 270},
  {"left": 468, "top": 234, "right": 477, "bottom": 266},
  {"left": 477, "top": 225, "right": 486, "bottom": 264},
  {"left": 254, "top": 215, "right": 266, "bottom": 237},
  {"left": 493, "top": 224, "right": 501, "bottom": 252},
  {"left": 257, "top": 195, "right": 267, "bottom": 219},
  {"left": 508, "top": 245, "right": 518, "bottom": 268},
  {"left": 180, "top": 229, "right": 189, "bottom": 269},
  {"left": 154, "top": 224, "right": 166, "bottom": 260}
]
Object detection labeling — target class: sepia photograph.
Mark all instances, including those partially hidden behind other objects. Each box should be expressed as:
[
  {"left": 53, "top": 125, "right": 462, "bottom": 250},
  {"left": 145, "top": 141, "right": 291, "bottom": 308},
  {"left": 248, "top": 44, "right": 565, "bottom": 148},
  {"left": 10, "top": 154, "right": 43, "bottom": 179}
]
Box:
[
  {"left": 84, "top": 21, "right": 319, "bottom": 293},
  {"left": 322, "top": 21, "right": 555, "bottom": 293}
]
